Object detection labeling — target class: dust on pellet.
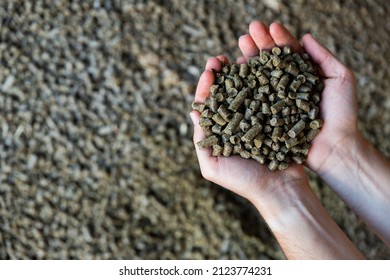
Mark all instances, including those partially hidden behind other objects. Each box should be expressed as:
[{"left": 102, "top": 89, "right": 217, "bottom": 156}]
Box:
[{"left": 193, "top": 46, "right": 324, "bottom": 171}]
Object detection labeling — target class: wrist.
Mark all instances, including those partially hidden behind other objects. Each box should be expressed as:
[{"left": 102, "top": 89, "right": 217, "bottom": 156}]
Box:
[
  {"left": 312, "top": 129, "right": 363, "bottom": 178},
  {"left": 250, "top": 170, "right": 311, "bottom": 223},
  {"left": 251, "top": 174, "right": 364, "bottom": 259}
]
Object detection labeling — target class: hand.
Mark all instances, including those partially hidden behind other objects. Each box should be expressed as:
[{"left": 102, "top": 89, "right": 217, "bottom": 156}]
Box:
[
  {"left": 299, "top": 33, "right": 359, "bottom": 174},
  {"left": 190, "top": 21, "right": 308, "bottom": 204},
  {"left": 239, "top": 20, "right": 360, "bottom": 175}
]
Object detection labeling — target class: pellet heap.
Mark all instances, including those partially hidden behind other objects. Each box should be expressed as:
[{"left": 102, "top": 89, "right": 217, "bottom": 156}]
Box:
[{"left": 193, "top": 46, "right": 324, "bottom": 171}]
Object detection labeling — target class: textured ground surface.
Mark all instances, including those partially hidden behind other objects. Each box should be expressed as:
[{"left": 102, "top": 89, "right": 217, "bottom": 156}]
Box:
[{"left": 0, "top": 0, "right": 389, "bottom": 259}]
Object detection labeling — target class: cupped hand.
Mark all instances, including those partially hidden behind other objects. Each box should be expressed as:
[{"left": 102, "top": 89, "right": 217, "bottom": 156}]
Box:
[
  {"left": 300, "top": 34, "right": 359, "bottom": 174},
  {"left": 190, "top": 21, "right": 308, "bottom": 203},
  {"left": 238, "top": 21, "right": 359, "bottom": 176}
]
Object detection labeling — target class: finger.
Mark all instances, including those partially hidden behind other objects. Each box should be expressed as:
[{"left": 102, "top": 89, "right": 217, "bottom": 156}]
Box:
[
  {"left": 205, "top": 57, "right": 222, "bottom": 72},
  {"left": 238, "top": 34, "right": 259, "bottom": 60},
  {"left": 237, "top": 56, "right": 247, "bottom": 64},
  {"left": 216, "top": 55, "right": 230, "bottom": 65},
  {"left": 249, "top": 20, "right": 276, "bottom": 51},
  {"left": 194, "top": 70, "right": 214, "bottom": 103},
  {"left": 190, "top": 110, "right": 214, "bottom": 164},
  {"left": 269, "top": 22, "right": 302, "bottom": 52},
  {"left": 302, "top": 34, "right": 352, "bottom": 79}
]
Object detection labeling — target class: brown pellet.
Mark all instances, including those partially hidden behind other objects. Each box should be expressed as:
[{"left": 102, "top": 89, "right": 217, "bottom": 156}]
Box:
[
  {"left": 209, "top": 96, "right": 218, "bottom": 112},
  {"left": 276, "top": 75, "right": 290, "bottom": 91},
  {"left": 199, "top": 117, "right": 213, "bottom": 127},
  {"left": 212, "top": 124, "right": 222, "bottom": 135},
  {"left": 244, "top": 108, "right": 254, "bottom": 120},
  {"left": 197, "top": 135, "right": 219, "bottom": 149},
  {"left": 242, "top": 124, "right": 261, "bottom": 142},
  {"left": 293, "top": 53, "right": 305, "bottom": 65},
  {"left": 271, "top": 69, "right": 284, "bottom": 78},
  {"left": 287, "top": 119, "right": 306, "bottom": 138},
  {"left": 306, "top": 129, "right": 320, "bottom": 142},
  {"left": 296, "top": 99, "right": 311, "bottom": 112},
  {"left": 258, "top": 74, "right": 269, "bottom": 85},
  {"left": 258, "top": 85, "right": 270, "bottom": 95},
  {"left": 229, "top": 135, "right": 240, "bottom": 144},
  {"left": 311, "top": 93, "right": 320, "bottom": 104},
  {"left": 268, "top": 159, "right": 279, "bottom": 171},
  {"left": 239, "top": 119, "right": 251, "bottom": 132},
  {"left": 228, "top": 90, "right": 247, "bottom": 112},
  {"left": 217, "top": 105, "right": 231, "bottom": 122},
  {"left": 212, "top": 145, "right": 223, "bottom": 156},
  {"left": 253, "top": 133, "right": 265, "bottom": 148},
  {"left": 285, "top": 63, "right": 299, "bottom": 76},
  {"left": 251, "top": 147, "right": 260, "bottom": 155},
  {"left": 310, "top": 119, "right": 324, "bottom": 130},
  {"left": 272, "top": 46, "right": 282, "bottom": 56},
  {"left": 285, "top": 137, "right": 299, "bottom": 148},
  {"left": 223, "top": 142, "right": 233, "bottom": 157},
  {"left": 239, "top": 63, "right": 250, "bottom": 78},
  {"left": 249, "top": 100, "right": 261, "bottom": 111},
  {"left": 233, "top": 143, "right": 243, "bottom": 154},
  {"left": 264, "top": 137, "right": 273, "bottom": 148},
  {"left": 271, "top": 142, "right": 280, "bottom": 152},
  {"left": 264, "top": 124, "right": 273, "bottom": 133},
  {"left": 292, "top": 154, "right": 305, "bottom": 164},
  {"left": 223, "top": 112, "right": 243, "bottom": 135},
  {"left": 308, "top": 107, "right": 319, "bottom": 120},
  {"left": 276, "top": 152, "right": 285, "bottom": 161},
  {"left": 210, "top": 85, "right": 219, "bottom": 95},
  {"left": 225, "top": 79, "right": 234, "bottom": 92},
  {"left": 272, "top": 56, "right": 282, "bottom": 67},
  {"left": 270, "top": 117, "right": 284, "bottom": 127},
  {"left": 298, "top": 85, "right": 311, "bottom": 92},
  {"left": 296, "top": 92, "right": 310, "bottom": 101},
  {"left": 270, "top": 99, "right": 287, "bottom": 114},
  {"left": 230, "top": 64, "right": 239, "bottom": 74},
  {"left": 251, "top": 154, "right": 266, "bottom": 164},
  {"left": 289, "top": 79, "right": 302, "bottom": 92},
  {"left": 277, "top": 91, "right": 287, "bottom": 99},
  {"left": 278, "top": 162, "right": 289, "bottom": 170},
  {"left": 259, "top": 53, "right": 269, "bottom": 65},
  {"left": 272, "top": 127, "right": 283, "bottom": 141},
  {"left": 221, "top": 134, "right": 230, "bottom": 143},
  {"left": 212, "top": 113, "right": 227, "bottom": 126},
  {"left": 233, "top": 74, "right": 243, "bottom": 90},
  {"left": 283, "top": 46, "right": 291, "bottom": 55},
  {"left": 305, "top": 72, "right": 319, "bottom": 84},
  {"left": 239, "top": 150, "right": 251, "bottom": 159},
  {"left": 192, "top": 102, "right": 205, "bottom": 112},
  {"left": 227, "top": 88, "right": 238, "bottom": 98},
  {"left": 281, "top": 106, "right": 291, "bottom": 116}
]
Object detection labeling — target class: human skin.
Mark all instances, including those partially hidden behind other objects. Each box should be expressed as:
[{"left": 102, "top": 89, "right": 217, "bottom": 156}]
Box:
[{"left": 190, "top": 20, "right": 390, "bottom": 259}]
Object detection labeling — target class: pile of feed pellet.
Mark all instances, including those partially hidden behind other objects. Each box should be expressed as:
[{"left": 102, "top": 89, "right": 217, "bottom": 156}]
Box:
[
  {"left": 194, "top": 47, "right": 323, "bottom": 170},
  {"left": 0, "top": 0, "right": 389, "bottom": 259}
]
